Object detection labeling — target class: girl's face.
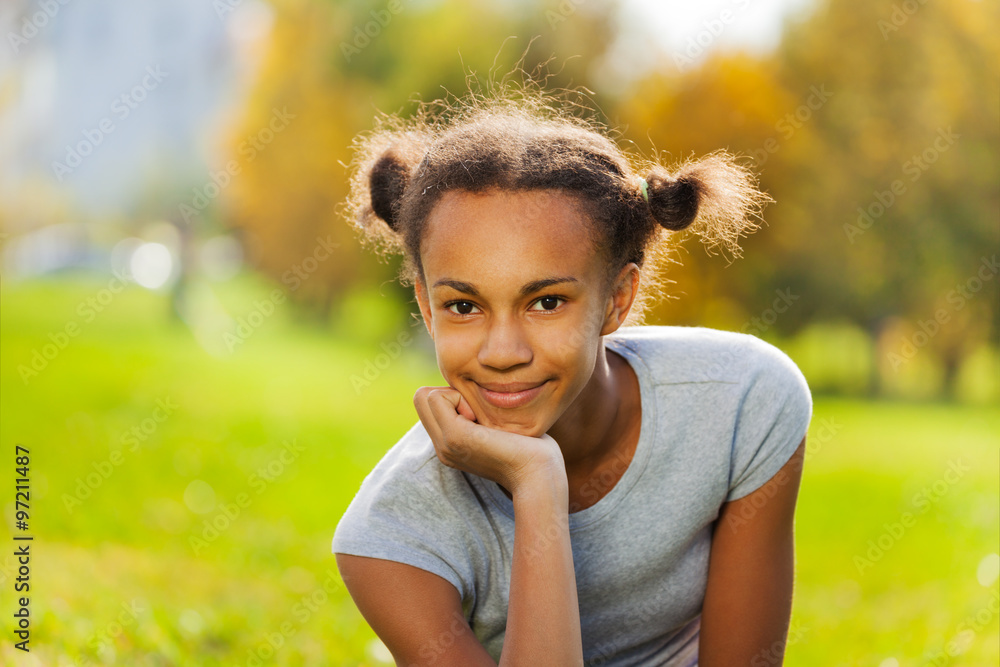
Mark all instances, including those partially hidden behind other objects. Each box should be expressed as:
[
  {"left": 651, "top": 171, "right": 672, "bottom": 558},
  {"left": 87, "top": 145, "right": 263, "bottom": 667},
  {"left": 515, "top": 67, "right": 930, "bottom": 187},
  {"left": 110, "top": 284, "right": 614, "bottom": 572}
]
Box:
[{"left": 414, "top": 188, "right": 633, "bottom": 438}]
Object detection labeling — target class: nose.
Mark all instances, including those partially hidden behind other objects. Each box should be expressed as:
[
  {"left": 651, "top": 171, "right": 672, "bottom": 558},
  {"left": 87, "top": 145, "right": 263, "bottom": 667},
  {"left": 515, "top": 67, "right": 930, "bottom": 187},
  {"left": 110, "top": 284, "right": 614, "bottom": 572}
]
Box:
[{"left": 477, "top": 314, "right": 533, "bottom": 370}]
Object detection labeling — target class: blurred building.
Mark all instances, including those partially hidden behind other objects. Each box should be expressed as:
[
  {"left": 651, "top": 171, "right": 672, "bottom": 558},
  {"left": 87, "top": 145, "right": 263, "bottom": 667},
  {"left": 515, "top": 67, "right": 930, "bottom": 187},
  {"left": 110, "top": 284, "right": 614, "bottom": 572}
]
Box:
[{"left": 0, "top": 0, "right": 272, "bottom": 224}]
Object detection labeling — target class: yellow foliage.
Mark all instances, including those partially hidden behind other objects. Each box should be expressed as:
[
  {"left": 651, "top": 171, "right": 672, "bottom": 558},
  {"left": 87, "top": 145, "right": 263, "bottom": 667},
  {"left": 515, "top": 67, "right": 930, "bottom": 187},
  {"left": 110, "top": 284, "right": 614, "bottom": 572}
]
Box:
[{"left": 222, "top": 1, "right": 384, "bottom": 316}]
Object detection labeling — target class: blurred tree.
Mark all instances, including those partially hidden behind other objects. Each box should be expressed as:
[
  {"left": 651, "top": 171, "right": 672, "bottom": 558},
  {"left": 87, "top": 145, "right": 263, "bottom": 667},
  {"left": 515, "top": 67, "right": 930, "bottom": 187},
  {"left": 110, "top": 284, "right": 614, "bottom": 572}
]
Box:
[
  {"left": 220, "top": 0, "right": 375, "bottom": 323},
  {"left": 222, "top": 0, "right": 618, "bottom": 323},
  {"left": 621, "top": 0, "right": 999, "bottom": 397},
  {"left": 618, "top": 53, "right": 795, "bottom": 331},
  {"left": 776, "top": 0, "right": 999, "bottom": 397}
]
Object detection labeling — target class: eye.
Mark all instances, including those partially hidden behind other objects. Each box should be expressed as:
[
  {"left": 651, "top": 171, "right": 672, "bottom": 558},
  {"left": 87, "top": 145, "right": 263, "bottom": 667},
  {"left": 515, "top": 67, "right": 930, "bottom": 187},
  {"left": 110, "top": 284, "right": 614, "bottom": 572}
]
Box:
[
  {"left": 445, "top": 300, "right": 481, "bottom": 316},
  {"left": 529, "top": 296, "right": 565, "bottom": 312}
]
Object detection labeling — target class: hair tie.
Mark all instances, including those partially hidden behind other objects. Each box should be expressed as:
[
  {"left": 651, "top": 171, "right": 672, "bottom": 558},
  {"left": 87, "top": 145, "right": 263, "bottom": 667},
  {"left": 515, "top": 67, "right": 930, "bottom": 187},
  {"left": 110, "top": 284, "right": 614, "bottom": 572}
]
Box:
[{"left": 637, "top": 176, "right": 649, "bottom": 203}]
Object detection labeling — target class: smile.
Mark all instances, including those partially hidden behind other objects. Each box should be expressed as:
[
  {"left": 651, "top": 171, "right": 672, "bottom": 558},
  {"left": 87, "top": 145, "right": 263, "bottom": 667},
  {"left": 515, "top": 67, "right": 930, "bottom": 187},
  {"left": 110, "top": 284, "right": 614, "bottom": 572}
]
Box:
[{"left": 475, "top": 381, "right": 548, "bottom": 409}]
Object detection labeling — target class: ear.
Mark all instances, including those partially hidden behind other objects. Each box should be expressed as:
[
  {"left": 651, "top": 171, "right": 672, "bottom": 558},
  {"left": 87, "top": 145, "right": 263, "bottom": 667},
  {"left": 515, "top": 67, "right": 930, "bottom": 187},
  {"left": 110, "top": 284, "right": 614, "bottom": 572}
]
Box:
[
  {"left": 600, "top": 263, "right": 640, "bottom": 336},
  {"left": 413, "top": 277, "right": 434, "bottom": 340}
]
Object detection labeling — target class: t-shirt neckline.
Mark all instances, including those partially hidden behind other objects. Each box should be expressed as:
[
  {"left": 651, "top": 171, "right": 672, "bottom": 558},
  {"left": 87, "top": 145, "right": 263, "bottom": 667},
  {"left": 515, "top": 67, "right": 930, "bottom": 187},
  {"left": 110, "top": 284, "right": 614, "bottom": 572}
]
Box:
[{"left": 470, "top": 331, "right": 657, "bottom": 531}]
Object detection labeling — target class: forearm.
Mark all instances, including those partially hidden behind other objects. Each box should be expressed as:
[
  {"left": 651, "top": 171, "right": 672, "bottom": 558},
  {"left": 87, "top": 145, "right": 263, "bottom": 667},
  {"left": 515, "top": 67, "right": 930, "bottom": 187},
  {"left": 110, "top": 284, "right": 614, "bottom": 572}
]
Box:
[
  {"left": 499, "top": 469, "right": 583, "bottom": 666},
  {"left": 699, "top": 441, "right": 805, "bottom": 666},
  {"left": 699, "top": 531, "right": 795, "bottom": 665}
]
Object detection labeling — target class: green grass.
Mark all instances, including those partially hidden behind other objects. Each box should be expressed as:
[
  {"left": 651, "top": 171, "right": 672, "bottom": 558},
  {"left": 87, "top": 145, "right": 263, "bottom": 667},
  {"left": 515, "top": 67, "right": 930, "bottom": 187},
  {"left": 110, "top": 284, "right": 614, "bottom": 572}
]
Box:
[{"left": 1, "top": 275, "right": 997, "bottom": 665}]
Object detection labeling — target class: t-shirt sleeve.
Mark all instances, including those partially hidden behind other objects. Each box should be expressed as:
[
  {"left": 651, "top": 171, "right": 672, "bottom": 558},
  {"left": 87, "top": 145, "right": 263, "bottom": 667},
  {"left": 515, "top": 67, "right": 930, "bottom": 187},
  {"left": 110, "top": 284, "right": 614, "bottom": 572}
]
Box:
[
  {"left": 331, "top": 433, "right": 473, "bottom": 599},
  {"left": 725, "top": 338, "right": 813, "bottom": 502}
]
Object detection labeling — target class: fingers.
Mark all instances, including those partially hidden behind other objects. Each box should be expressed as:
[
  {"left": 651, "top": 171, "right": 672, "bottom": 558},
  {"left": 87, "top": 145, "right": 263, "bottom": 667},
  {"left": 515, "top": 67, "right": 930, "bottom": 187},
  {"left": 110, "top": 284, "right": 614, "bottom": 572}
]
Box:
[
  {"left": 412, "top": 385, "right": 561, "bottom": 489},
  {"left": 414, "top": 386, "right": 474, "bottom": 447},
  {"left": 426, "top": 388, "right": 470, "bottom": 435},
  {"left": 413, "top": 386, "right": 446, "bottom": 444},
  {"left": 414, "top": 386, "right": 478, "bottom": 424},
  {"left": 456, "top": 393, "right": 478, "bottom": 423},
  {"left": 435, "top": 387, "right": 479, "bottom": 424}
]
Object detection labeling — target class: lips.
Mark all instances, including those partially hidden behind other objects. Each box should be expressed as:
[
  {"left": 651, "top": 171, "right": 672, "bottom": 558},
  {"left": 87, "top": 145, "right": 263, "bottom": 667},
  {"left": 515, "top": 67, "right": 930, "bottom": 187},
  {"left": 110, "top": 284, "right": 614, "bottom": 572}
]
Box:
[{"left": 475, "top": 380, "right": 548, "bottom": 409}]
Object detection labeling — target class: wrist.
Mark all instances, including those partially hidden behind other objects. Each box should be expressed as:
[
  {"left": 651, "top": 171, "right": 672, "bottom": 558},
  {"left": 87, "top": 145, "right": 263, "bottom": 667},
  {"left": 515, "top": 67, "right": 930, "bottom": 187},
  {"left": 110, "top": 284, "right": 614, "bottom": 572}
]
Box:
[{"left": 509, "top": 457, "right": 569, "bottom": 505}]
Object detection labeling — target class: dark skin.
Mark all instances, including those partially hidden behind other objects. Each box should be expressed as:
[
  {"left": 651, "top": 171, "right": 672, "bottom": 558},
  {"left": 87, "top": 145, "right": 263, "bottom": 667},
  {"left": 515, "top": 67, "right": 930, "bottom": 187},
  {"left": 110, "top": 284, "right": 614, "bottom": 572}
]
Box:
[
  {"left": 495, "top": 347, "right": 641, "bottom": 511},
  {"left": 412, "top": 189, "right": 644, "bottom": 494},
  {"left": 336, "top": 188, "right": 806, "bottom": 666}
]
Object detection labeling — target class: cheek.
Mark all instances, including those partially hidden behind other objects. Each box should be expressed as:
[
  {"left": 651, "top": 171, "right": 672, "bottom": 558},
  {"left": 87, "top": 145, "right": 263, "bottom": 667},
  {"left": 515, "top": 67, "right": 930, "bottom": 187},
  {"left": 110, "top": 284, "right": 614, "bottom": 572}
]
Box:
[
  {"left": 544, "top": 332, "right": 600, "bottom": 393},
  {"left": 548, "top": 316, "right": 602, "bottom": 367},
  {"left": 433, "top": 332, "right": 475, "bottom": 379}
]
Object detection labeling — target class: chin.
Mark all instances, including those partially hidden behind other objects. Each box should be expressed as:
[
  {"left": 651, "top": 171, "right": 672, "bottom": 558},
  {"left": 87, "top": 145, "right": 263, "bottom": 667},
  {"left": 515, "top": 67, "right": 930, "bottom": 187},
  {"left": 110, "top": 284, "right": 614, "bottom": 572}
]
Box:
[{"left": 476, "top": 410, "right": 547, "bottom": 438}]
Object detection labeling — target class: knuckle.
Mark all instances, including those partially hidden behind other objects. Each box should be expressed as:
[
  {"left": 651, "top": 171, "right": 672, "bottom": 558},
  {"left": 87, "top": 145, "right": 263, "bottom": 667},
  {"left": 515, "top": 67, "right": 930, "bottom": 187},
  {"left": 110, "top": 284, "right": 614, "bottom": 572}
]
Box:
[
  {"left": 435, "top": 445, "right": 460, "bottom": 469},
  {"left": 438, "top": 439, "right": 469, "bottom": 465}
]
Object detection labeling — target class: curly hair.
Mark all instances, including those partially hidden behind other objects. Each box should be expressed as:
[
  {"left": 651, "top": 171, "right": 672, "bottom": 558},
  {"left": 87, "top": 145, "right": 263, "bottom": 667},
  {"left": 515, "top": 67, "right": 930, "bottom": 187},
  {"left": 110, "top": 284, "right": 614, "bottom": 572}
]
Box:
[{"left": 343, "top": 85, "right": 771, "bottom": 325}]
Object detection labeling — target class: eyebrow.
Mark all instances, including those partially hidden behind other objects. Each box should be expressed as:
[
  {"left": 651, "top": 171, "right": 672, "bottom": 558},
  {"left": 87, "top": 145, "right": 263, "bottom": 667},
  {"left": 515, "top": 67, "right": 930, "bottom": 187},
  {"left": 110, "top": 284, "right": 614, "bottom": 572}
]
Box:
[{"left": 432, "top": 276, "right": 579, "bottom": 298}]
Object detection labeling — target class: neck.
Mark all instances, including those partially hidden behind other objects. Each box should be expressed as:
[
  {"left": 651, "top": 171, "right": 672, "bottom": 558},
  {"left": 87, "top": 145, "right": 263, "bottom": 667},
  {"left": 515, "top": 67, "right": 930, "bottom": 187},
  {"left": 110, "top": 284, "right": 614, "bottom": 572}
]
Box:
[{"left": 546, "top": 342, "right": 626, "bottom": 475}]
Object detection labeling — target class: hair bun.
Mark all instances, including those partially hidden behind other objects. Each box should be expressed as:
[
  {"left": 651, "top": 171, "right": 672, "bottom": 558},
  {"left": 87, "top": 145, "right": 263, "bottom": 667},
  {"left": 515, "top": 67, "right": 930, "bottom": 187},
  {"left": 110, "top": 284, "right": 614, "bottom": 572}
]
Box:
[
  {"left": 645, "top": 172, "right": 702, "bottom": 231},
  {"left": 369, "top": 150, "right": 413, "bottom": 231}
]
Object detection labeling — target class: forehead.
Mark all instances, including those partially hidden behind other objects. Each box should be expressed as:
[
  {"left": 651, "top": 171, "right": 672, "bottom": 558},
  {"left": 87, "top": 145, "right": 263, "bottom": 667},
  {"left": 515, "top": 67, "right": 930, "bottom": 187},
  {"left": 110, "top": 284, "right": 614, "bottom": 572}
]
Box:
[{"left": 420, "top": 189, "right": 601, "bottom": 284}]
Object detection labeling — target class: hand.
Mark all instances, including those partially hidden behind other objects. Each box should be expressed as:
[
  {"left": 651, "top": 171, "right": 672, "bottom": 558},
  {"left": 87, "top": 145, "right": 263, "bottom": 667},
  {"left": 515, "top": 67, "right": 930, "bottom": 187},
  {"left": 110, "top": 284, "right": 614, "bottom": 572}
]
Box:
[{"left": 413, "top": 386, "right": 566, "bottom": 496}]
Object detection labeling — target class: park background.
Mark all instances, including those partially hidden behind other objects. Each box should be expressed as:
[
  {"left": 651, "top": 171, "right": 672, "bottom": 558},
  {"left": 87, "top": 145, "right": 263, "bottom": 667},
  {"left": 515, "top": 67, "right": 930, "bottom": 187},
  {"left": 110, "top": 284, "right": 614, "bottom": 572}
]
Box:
[{"left": 0, "top": 0, "right": 997, "bottom": 664}]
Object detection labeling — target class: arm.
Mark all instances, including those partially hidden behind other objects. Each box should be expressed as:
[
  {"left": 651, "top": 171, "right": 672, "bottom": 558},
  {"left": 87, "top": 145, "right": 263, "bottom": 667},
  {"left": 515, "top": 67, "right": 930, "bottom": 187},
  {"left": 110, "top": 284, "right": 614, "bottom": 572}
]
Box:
[
  {"left": 418, "top": 386, "right": 583, "bottom": 666},
  {"left": 336, "top": 387, "right": 583, "bottom": 666},
  {"left": 335, "top": 553, "right": 496, "bottom": 666},
  {"left": 699, "top": 437, "right": 806, "bottom": 667},
  {"left": 336, "top": 465, "right": 582, "bottom": 667},
  {"left": 503, "top": 464, "right": 582, "bottom": 666}
]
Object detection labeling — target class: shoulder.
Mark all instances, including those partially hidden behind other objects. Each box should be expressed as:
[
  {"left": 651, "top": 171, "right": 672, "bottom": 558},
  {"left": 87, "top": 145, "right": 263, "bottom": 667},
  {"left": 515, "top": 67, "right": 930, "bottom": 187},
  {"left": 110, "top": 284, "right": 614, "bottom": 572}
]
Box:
[
  {"left": 334, "top": 420, "right": 470, "bottom": 514},
  {"left": 358, "top": 420, "right": 439, "bottom": 483},
  {"left": 605, "top": 324, "right": 807, "bottom": 391},
  {"left": 622, "top": 328, "right": 812, "bottom": 502},
  {"left": 333, "top": 421, "right": 479, "bottom": 597}
]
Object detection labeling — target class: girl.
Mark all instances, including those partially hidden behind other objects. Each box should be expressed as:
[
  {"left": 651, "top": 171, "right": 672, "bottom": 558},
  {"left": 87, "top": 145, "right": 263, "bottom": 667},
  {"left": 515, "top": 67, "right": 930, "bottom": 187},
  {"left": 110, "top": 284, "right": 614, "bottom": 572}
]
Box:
[{"left": 333, "top": 90, "right": 812, "bottom": 666}]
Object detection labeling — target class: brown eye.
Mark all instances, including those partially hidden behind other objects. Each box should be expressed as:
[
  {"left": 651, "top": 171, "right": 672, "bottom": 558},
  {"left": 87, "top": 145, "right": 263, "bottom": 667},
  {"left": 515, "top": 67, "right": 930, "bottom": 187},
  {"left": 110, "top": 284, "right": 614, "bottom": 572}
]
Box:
[
  {"left": 530, "top": 296, "right": 564, "bottom": 312},
  {"left": 446, "top": 301, "right": 479, "bottom": 316}
]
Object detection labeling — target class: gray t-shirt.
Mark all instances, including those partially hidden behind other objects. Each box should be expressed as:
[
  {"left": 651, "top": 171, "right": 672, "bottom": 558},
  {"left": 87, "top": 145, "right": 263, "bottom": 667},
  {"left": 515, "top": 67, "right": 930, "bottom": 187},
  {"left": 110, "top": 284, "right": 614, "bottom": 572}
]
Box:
[{"left": 332, "top": 325, "right": 813, "bottom": 665}]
